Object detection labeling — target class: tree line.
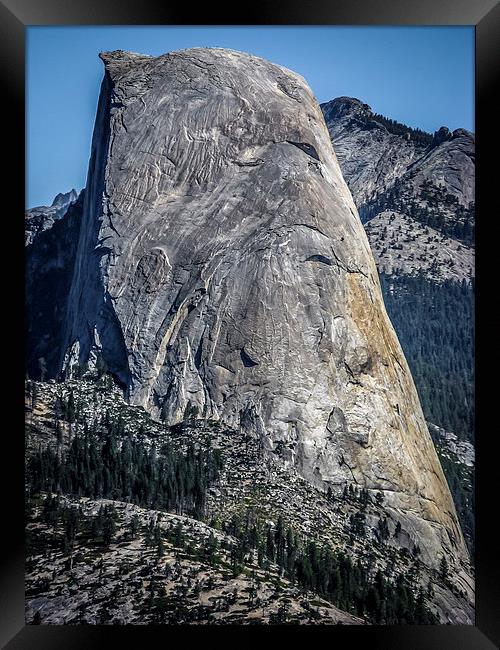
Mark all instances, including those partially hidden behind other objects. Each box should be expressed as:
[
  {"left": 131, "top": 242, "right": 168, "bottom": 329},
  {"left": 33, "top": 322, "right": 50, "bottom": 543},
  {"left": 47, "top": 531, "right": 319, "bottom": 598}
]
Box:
[
  {"left": 368, "top": 112, "right": 434, "bottom": 147},
  {"left": 379, "top": 272, "right": 474, "bottom": 553},
  {"left": 27, "top": 426, "right": 224, "bottom": 520},
  {"left": 360, "top": 178, "right": 474, "bottom": 247},
  {"left": 380, "top": 273, "right": 474, "bottom": 443},
  {"left": 217, "top": 511, "right": 437, "bottom": 624}
]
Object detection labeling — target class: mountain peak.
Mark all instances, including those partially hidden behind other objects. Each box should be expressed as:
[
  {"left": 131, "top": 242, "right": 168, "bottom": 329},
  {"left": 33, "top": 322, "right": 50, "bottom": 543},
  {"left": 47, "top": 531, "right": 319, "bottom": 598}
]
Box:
[
  {"left": 321, "top": 96, "right": 372, "bottom": 121},
  {"left": 51, "top": 189, "right": 78, "bottom": 208},
  {"left": 432, "top": 126, "right": 452, "bottom": 146}
]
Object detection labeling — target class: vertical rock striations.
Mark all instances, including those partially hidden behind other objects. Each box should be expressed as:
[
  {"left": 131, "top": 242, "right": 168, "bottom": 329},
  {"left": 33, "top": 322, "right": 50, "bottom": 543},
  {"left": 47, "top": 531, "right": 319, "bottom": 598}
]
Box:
[{"left": 30, "top": 49, "right": 471, "bottom": 616}]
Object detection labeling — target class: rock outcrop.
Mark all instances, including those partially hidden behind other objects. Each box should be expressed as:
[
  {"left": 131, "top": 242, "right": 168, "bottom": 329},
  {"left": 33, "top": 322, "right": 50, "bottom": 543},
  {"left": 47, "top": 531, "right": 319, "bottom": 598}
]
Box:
[
  {"left": 26, "top": 49, "right": 472, "bottom": 619},
  {"left": 51, "top": 188, "right": 79, "bottom": 208}
]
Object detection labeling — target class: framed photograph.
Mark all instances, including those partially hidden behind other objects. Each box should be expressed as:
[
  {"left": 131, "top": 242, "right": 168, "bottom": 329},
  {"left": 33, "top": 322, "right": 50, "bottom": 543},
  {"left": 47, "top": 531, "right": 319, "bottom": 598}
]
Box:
[{"left": 2, "top": 0, "right": 498, "bottom": 647}]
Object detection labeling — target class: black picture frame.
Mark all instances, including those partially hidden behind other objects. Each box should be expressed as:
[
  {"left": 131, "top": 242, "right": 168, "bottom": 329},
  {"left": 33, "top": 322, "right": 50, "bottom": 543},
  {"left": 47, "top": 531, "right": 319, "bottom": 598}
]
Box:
[{"left": 3, "top": 1, "right": 499, "bottom": 647}]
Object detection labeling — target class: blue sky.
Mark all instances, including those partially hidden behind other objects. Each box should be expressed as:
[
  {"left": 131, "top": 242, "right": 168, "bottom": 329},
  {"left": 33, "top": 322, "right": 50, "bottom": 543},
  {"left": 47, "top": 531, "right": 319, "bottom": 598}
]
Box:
[{"left": 27, "top": 26, "right": 474, "bottom": 208}]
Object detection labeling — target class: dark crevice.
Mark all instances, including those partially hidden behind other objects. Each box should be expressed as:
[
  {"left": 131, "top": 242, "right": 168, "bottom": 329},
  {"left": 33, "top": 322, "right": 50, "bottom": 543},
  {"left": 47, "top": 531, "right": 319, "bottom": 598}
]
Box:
[
  {"left": 194, "top": 337, "right": 204, "bottom": 370},
  {"left": 94, "top": 246, "right": 114, "bottom": 258},
  {"left": 286, "top": 141, "right": 321, "bottom": 161},
  {"left": 234, "top": 159, "right": 264, "bottom": 167},
  {"left": 344, "top": 362, "right": 362, "bottom": 386},
  {"left": 339, "top": 454, "right": 359, "bottom": 484},
  {"left": 291, "top": 223, "right": 329, "bottom": 239},
  {"left": 305, "top": 254, "right": 333, "bottom": 266},
  {"left": 240, "top": 347, "right": 258, "bottom": 368}
]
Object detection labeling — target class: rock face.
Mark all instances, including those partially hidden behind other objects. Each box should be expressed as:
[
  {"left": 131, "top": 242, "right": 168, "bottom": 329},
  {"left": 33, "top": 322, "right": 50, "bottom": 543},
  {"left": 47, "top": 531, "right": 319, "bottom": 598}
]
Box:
[
  {"left": 322, "top": 97, "right": 425, "bottom": 214},
  {"left": 27, "top": 49, "right": 471, "bottom": 608}
]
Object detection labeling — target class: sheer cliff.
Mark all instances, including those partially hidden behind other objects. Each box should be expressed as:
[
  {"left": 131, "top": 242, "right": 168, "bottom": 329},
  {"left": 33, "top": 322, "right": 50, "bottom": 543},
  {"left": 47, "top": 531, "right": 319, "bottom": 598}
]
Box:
[{"left": 25, "top": 49, "right": 473, "bottom": 622}]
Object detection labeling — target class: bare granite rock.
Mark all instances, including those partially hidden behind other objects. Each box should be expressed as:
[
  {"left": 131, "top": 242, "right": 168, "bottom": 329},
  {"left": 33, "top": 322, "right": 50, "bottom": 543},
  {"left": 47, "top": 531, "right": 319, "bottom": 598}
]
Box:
[
  {"left": 48, "top": 47, "right": 469, "bottom": 589},
  {"left": 25, "top": 49, "right": 472, "bottom": 620}
]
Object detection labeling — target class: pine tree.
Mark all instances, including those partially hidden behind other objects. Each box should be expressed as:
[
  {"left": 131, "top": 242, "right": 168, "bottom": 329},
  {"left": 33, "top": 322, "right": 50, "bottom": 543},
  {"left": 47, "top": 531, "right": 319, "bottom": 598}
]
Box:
[
  {"left": 266, "top": 527, "right": 276, "bottom": 563},
  {"left": 38, "top": 357, "right": 47, "bottom": 382},
  {"left": 66, "top": 391, "right": 75, "bottom": 423},
  {"left": 204, "top": 532, "right": 218, "bottom": 565},
  {"left": 173, "top": 521, "right": 184, "bottom": 549},
  {"left": 102, "top": 507, "right": 116, "bottom": 546},
  {"left": 155, "top": 529, "right": 165, "bottom": 558},
  {"left": 129, "top": 514, "right": 140, "bottom": 539}
]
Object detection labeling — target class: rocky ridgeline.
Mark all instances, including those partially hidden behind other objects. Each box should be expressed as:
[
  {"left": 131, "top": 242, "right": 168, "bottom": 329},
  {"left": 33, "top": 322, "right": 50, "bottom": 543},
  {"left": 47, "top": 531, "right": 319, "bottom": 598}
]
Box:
[
  {"left": 322, "top": 97, "right": 427, "bottom": 211},
  {"left": 322, "top": 97, "right": 475, "bottom": 283}
]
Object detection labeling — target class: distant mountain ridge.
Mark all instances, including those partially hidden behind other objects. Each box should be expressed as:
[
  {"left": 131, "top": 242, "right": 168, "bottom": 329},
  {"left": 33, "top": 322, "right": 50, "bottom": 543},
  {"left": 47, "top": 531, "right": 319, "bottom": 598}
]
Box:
[
  {"left": 25, "top": 188, "right": 80, "bottom": 246},
  {"left": 322, "top": 97, "right": 474, "bottom": 219},
  {"left": 321, "top": 96, "right": 474, "bottom": 283}
]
